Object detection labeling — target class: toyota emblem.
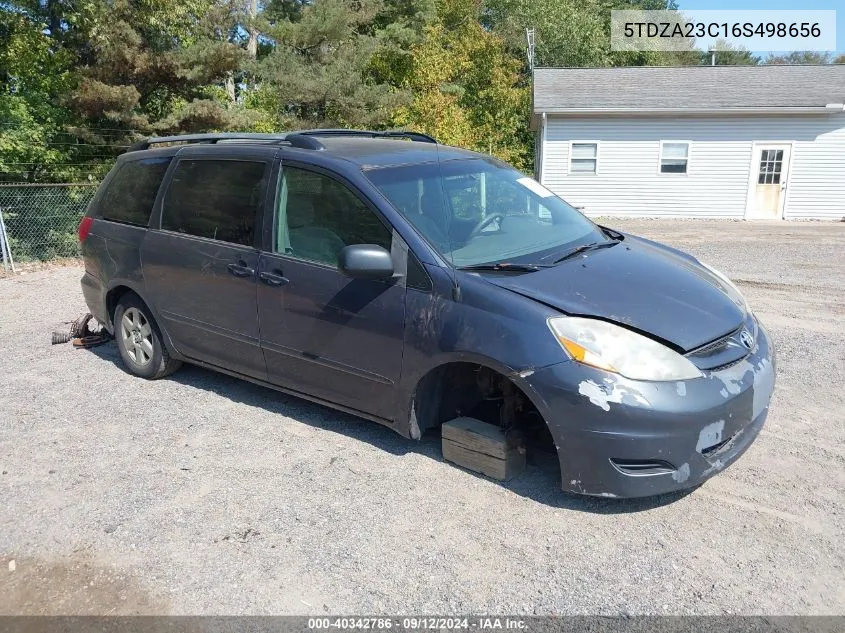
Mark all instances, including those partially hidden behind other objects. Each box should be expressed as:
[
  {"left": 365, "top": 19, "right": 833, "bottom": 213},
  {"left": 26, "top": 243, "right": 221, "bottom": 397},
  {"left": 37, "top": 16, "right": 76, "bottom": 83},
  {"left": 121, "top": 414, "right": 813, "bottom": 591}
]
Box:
[{"left": 739, "top": 329, "right": 754, "bottom": 349}]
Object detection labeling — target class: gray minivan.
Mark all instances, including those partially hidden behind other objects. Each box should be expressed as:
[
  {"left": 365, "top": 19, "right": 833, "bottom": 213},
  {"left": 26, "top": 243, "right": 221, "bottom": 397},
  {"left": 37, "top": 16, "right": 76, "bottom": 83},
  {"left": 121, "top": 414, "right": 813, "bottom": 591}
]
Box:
[{"left": 79, "top": 130, "right": 775, "bottom": 498}]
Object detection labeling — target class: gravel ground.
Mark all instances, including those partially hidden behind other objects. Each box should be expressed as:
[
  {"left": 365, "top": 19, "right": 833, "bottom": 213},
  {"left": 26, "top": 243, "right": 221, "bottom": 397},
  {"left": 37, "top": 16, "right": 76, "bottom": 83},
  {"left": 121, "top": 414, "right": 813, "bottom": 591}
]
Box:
[{"left": 1, "top": 219, "right": 843, "bottom": 615}]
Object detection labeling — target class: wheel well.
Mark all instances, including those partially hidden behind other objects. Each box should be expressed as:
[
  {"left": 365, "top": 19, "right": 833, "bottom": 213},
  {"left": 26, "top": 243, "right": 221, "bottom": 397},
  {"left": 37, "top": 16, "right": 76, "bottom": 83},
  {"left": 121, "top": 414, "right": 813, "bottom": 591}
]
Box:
[
  {"left": 105, "top": 286, "right": 137, "bottom": 326},
  {"left": 412, "top": 362, "right": 555, "bottom": 453}
]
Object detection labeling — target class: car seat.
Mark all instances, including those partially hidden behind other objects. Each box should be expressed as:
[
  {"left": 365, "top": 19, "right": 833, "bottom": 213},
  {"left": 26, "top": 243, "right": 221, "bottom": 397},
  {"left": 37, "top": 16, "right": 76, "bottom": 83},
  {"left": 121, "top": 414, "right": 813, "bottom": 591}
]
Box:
[{"left": 287, "top": 194, "right": 347, "bottom": 265}]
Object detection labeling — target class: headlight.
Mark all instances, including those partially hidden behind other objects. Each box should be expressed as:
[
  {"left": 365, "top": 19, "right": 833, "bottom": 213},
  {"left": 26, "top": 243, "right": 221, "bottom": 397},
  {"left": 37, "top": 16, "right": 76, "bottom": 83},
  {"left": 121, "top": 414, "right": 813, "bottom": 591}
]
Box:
[
  {"left": 700, "top": 261, "right": 749, "bottom": 312},
  {"left": 548, "top": 316, "right": 702, "bottom": 381}
]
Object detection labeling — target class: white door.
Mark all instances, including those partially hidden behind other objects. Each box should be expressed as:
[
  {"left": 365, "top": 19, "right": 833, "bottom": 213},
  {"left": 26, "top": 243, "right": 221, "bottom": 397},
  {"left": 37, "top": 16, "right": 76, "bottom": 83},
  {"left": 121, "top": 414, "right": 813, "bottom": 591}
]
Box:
[{"left": 746, "top": 144, "right": 791, "bottom": 219}]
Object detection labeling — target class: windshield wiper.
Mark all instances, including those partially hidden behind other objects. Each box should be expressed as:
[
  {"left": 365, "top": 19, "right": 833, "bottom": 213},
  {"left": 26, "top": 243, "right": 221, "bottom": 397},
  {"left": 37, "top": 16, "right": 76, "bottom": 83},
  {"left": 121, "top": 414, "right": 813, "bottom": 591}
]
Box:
[
  {"left": 551, "top": 240, "right": 618, "bottom": 264},
  {"left": 599, "top": 225, "right": 625, "bottom": 241},
  {"left": 458, "top": 262, "right": 549, "bottom": 272}
]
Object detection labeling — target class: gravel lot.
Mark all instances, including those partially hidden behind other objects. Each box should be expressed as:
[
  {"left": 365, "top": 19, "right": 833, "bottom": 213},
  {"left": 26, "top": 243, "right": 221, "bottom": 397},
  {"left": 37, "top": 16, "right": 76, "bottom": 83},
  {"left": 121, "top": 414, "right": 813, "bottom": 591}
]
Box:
[{"left": 1, "top": 219, "right": 843, "bottom": 615}]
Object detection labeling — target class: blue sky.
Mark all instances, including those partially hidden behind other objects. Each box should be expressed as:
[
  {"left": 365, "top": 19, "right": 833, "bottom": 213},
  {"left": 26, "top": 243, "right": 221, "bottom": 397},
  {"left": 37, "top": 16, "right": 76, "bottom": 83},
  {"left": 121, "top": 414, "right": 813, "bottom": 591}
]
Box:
[{"left": 678, "top": 0, "right": 843, "bottom": 56}]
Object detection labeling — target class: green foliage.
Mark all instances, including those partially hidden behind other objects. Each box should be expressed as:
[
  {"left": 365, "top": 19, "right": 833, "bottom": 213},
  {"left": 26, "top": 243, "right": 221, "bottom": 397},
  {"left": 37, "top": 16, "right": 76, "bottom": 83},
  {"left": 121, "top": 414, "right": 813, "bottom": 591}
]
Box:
[
  {"left": 485, "top": 0, "right": 612, "bottom": 68},
  {"left": 484, "top": 0, "right": 687, "bottom": 69},
  {"left": 252, "top": 0, "right": 408, "bottom": 128},
  {"left": 707, "top": 40, "right": 759, "bottom": 66},
  {"left": 0, "top": 8, "right": 77, "bottom": 181},
  {"left": 764, "top": 51, "right": 833, "bottom": 65},
  {"left": 71, "top": 0, "right": 250, "bottom": 136},
  {"left": 1, "top": 0, "right": 827, "bottom": 192},
  {"left": 390, "top": 3, "right": 532, "bottom": 171}
]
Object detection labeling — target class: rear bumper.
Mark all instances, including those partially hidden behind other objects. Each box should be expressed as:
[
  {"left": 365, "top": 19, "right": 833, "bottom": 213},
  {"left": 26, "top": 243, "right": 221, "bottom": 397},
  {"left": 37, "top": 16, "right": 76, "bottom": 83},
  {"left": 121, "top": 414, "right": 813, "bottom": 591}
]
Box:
[
  {"left": 80, "top": 271, "right": 110, "bottom": 332},
  {"left": 523, "top": 321, "right": 776, "bottom": 498}
]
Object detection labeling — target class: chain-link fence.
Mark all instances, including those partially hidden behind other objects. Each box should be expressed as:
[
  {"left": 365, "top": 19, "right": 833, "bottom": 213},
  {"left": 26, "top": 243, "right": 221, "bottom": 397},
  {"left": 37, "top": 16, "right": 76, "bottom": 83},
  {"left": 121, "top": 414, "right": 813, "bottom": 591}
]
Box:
[{"left": 0, "top": 183, "right": 98, "bottom": 273}]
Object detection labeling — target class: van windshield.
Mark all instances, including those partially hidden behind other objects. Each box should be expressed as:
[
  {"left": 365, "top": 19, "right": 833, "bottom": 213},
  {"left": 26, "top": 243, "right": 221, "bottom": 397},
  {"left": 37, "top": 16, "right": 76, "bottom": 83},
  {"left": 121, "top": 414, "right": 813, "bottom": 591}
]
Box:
[{"left": 364, "top": 158, "right": 606, "bottom": 268}]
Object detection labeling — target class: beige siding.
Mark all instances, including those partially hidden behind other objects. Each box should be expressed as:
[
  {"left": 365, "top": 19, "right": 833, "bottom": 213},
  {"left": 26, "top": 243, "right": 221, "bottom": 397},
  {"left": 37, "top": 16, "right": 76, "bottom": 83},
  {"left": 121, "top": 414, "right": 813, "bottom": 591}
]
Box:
[{"left": 541, "top": 115, "right": 845, "bottom": 220}]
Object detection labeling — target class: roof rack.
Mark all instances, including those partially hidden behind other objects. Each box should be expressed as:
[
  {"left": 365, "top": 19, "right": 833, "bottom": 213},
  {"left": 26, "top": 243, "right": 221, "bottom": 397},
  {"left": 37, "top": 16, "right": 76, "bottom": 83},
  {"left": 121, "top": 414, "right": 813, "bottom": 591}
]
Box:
[
  {"left": 126, "top": 129, "right": 437, "bottom": 153},
  {"left": 127, "top": 132, "right": 288, "bottom": 152},
  {"left": 293, "top": 129, "right": 439, "bottom": 144}
]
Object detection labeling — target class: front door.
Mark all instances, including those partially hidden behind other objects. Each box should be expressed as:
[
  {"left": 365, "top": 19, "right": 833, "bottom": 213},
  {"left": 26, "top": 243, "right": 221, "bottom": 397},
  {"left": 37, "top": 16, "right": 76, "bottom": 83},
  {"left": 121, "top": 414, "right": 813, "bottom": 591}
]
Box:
[
  {"left": 142, "top": 156, "right": 272, "bottom": 379},
  {"left": 746, "top": 144, "right": 791, "bottom": 219},
  {"left": 257, "top": 163, "right": 407, "bottom": 420}
]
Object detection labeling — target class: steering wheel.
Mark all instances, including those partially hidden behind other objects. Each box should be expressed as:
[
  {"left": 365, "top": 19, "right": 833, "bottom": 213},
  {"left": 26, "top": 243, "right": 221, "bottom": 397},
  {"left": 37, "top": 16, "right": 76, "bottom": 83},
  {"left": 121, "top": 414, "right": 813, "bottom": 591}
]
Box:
[{"left": 468, "top": 213, "right": 506, "bottom": 239}]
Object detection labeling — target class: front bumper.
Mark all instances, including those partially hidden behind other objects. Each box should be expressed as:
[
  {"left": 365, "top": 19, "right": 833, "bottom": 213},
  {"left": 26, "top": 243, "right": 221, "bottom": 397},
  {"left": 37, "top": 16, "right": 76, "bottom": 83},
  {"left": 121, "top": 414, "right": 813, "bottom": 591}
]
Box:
[{"left": 522, "top": 321, "right": 776, "bottom": 498}]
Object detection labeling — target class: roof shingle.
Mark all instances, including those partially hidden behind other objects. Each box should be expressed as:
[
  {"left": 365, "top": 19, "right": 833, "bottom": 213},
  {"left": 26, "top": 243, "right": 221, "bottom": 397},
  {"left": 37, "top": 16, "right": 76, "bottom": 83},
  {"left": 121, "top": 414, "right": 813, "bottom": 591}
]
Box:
[{"left": 533, "top": 65, "right": 845, "bottom": 112}]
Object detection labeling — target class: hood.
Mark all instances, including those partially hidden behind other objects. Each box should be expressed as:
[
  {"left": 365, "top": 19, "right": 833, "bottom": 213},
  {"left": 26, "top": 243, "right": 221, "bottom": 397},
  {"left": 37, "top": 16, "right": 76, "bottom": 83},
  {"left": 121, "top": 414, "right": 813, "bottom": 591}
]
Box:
[{"left": 478, "top": 236, "right": 745, "bottom": 352}]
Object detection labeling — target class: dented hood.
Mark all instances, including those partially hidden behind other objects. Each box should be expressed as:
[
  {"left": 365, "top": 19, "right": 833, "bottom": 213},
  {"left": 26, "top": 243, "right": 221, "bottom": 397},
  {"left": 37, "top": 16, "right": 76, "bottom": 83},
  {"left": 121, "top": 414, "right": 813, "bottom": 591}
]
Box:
[{"left": 481, "top": 235, "right": 746, "bottom": 352}]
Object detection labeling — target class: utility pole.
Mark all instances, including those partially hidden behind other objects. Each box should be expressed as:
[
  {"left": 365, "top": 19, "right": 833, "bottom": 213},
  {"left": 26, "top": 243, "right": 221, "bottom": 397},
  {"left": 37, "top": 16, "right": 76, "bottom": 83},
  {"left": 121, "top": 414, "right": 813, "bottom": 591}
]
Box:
[{"left": 526, "top": 27, "right": 536, "bottom": 70}]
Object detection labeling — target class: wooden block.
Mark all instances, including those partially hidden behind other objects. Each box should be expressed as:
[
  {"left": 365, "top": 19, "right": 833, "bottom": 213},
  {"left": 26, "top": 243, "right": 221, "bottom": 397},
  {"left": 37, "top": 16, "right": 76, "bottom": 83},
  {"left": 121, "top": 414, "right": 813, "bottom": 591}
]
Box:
[{"left": 442, "top": 417, "right": 526, "bottom": 481}]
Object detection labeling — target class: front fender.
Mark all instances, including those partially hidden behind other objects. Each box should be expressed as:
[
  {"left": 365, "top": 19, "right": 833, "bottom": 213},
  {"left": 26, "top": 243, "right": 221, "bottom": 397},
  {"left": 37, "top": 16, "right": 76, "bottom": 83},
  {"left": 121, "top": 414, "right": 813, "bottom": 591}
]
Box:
[{"left": 394, "top": 265, "right": 568, "bottom": 438}]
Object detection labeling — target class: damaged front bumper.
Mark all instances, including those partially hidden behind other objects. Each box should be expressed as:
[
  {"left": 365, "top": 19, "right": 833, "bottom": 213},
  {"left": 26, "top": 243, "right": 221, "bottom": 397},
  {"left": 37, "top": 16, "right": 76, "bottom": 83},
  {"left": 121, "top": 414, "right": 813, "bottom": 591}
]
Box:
[{"left": 522, "top": 321, "right": 776, "bottom": 498}]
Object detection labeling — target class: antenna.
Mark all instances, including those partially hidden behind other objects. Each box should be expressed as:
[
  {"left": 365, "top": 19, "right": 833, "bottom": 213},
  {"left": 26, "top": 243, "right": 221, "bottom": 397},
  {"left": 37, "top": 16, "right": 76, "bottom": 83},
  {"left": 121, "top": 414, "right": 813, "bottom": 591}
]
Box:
[{"left": 526, "top": 27, "right": 536, "bottom": 70}]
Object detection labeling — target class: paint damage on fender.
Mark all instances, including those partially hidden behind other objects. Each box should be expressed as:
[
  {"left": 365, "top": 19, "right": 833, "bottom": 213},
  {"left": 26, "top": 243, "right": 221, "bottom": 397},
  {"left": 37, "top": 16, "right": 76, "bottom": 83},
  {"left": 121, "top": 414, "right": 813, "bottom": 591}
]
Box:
[
  {"left": 671, "top": 462, "right": 691, "bottom": 483},
  {"left": 578, "top": 378, "right": 650, "bottom": 412},
  {"left": 713, "top": 354, "right": 775, "bottom": 419},
  {"left": 696, "top": 420, "right": 725, "bottom": 453}
]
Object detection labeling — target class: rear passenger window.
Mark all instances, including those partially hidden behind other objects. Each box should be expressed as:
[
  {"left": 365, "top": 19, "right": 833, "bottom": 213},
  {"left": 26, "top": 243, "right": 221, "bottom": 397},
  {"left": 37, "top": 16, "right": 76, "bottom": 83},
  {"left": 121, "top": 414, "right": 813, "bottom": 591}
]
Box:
[
  {"left": 98, "top": 157, "right": 171, "bottom": 226},
  {"left": 162, "top": 159, "right": 268, "bottom": 246}
]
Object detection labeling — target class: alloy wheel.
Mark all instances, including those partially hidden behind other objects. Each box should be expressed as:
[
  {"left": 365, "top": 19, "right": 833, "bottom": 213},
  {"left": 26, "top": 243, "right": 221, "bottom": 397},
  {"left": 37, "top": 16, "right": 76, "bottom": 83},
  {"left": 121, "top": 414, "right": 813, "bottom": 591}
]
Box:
[{"left": 120, "top": 307, "right": 153, "bottom": 366}]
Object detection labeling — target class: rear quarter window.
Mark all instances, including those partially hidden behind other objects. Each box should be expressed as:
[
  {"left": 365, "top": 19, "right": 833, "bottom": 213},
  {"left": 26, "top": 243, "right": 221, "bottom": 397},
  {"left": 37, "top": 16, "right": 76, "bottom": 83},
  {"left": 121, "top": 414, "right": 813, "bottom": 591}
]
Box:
[{"left": 97, "top": 157, "right": 172, "bottom": 226}]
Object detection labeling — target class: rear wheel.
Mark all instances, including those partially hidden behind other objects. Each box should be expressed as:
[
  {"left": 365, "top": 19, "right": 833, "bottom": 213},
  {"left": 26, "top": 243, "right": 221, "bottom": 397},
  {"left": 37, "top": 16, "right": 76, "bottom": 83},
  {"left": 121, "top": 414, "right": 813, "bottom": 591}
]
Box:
[{"left": 114, "top": 294, "right": 181, "bottom": 379}]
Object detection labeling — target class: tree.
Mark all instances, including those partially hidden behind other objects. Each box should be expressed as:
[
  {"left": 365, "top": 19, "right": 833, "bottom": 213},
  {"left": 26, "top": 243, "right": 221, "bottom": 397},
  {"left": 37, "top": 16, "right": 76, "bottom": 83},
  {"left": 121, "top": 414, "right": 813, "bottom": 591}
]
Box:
[
  {"left": 390, "top": 0, "right": 532, "bottom": 170},
  {"left": 252, "top": 0, "right": 408, "bottom": 129},
  {"left": 483, "top": 0, "right": 692, "bottom": 69},
  {"left": 484, "top": 0, "right": 613, "bottom": 68},
  {"left": 704, "top": 40, "right": 759, "bottom": 65},
  {"left": 0, "top": 7, "right": 77, "bottom": 182},
  {"left": 68, "top": 0, "right": 251, "bottom": 140},
  {"left": 1, "top": 0, "right": 266, "bottom": 181},
  {"left": 764, "top": 51, "right": 833, "bottom": 65}
]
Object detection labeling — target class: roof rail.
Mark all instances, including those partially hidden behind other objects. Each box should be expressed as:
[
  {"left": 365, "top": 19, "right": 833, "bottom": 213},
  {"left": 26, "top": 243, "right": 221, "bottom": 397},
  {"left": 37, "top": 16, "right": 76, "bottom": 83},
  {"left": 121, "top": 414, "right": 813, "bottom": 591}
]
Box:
[
  {"left": 126, "top": 129, "right": 438, "bottom": 153},
  {"left": 126, "top": 133, "right": 290, "bottom": 152},
  {"left": 293, "top": 129, "right": 439, "bottom": 144}
]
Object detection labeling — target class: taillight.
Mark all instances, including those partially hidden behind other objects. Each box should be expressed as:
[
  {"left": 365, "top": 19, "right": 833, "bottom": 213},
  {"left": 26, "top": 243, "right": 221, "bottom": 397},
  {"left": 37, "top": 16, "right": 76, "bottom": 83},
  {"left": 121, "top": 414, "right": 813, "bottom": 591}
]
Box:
[{"left": 78, "top": 216, "right": 94, "bottom": 242}]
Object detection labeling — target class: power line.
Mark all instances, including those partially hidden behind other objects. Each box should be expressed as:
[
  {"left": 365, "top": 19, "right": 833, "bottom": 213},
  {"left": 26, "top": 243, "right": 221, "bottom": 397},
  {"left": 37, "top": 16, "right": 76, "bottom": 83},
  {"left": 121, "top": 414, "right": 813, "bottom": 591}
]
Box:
[
  {"left": 0, "top": 123, "right": 146, "bottom": 133},
  {"left": 0, "top": 161, "right": 113, "bottom": 166},
  {"left": 29, "top": 142, "right": 130, "bottom": 148}
]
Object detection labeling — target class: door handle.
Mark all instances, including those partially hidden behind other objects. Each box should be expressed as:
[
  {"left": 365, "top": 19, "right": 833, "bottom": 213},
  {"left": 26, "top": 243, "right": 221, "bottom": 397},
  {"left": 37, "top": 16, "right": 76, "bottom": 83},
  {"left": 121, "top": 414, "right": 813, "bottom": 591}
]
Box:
[
  {"left": 258, "top": 271, "right": 290, "bottom": 287},
  {"left": 227, "top": 262, "right": 255, "bottom": 278}
]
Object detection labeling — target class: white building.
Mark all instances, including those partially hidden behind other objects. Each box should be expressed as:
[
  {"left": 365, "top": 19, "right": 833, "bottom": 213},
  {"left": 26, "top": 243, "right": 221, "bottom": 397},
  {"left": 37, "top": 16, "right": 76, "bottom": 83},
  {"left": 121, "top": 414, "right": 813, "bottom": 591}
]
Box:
[{"left": 532, "top": 65, "right": 845, "bottom": 220}]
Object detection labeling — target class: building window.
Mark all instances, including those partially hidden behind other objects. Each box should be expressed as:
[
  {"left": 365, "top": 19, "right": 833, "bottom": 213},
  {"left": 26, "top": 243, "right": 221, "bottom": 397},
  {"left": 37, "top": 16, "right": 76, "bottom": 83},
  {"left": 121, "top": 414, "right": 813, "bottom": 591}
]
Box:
[
  {"left": 757, "top": 149, "right": 784, "bottom": 184},
  {"left": 570, "top": 142, "right": 598, "bottom": 174},
  {"left": 660, "top": 142, "right": 690, "bottom": 174}
]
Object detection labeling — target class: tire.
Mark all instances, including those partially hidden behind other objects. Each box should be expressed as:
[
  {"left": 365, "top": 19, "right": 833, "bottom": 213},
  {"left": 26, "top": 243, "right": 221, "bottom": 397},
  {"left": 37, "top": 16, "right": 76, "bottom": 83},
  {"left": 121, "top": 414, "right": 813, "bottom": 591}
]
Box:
[{"left": 114, "top": 293, "right": 181, "bottom": 379}]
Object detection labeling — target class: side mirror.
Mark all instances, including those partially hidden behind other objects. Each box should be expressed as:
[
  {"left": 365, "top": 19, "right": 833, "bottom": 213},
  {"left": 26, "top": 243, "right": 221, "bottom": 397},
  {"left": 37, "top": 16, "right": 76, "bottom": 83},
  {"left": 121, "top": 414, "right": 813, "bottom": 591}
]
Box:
[{"left": 338, "top": 244, "right": 394, "bottom": 280}]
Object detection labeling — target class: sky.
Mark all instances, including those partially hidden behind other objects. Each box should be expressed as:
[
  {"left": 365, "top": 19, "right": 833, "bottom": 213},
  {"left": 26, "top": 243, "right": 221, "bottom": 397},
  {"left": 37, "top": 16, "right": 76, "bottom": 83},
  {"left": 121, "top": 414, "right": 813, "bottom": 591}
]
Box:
[{"left": 678, "top": 0, "right": 843, "bottom": 56}]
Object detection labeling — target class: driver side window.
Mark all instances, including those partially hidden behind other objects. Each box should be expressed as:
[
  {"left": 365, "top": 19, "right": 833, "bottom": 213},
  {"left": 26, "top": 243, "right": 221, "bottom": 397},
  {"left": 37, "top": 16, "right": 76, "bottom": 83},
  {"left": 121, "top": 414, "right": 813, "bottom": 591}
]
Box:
[{"left": 275, "top": 166, "right": 392, "bottom": 266}]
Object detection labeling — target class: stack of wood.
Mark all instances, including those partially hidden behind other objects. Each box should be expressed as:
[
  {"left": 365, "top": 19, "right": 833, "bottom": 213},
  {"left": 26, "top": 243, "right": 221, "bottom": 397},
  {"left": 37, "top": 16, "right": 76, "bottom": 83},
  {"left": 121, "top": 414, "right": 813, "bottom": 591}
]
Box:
[{"left": 441, "top": 417, "right": 526, "bottom": 481}]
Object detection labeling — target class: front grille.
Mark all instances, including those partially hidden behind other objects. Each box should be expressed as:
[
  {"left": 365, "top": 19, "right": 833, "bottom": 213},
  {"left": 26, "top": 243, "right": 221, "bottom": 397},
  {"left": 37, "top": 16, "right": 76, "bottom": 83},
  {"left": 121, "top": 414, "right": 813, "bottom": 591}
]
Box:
[
  {"left": 690, "top": 327, "right": 740, "bottom": 356},
  {"left": 687, "top": 319, "right": 754, "bottom": 372},
  {"left": 708, "top": 357, "right": 746, "bottom": 372}
]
